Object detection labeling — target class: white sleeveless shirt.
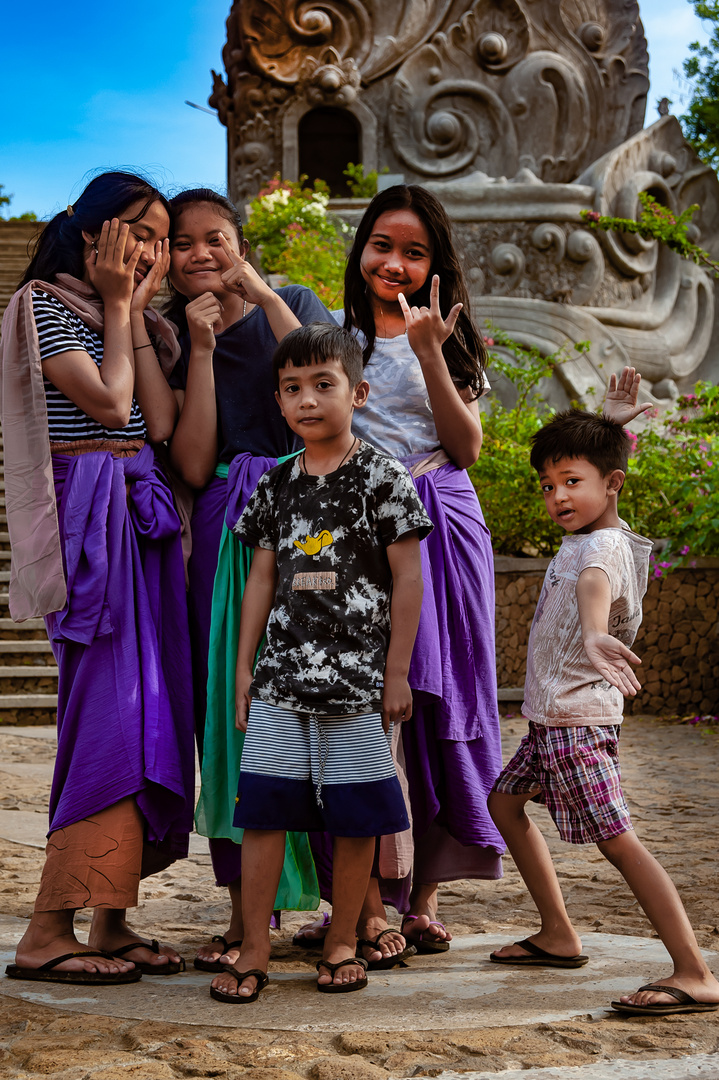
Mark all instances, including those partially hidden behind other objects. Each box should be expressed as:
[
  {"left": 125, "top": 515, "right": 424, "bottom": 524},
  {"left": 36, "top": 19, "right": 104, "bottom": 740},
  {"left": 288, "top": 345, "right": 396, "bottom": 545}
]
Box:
[{"left": 331, "top": 311, "right": 490, "bottom": 458}]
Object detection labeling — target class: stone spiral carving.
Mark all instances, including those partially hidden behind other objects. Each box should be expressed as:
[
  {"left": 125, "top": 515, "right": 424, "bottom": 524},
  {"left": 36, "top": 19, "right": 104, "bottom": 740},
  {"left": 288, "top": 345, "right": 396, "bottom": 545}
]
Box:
[
  {"left": 531, "top": 223, "right": 567, "bottom": 262},
  {"left": 566, "top": 229, "right": 603, "bottom": 305},
  {"left": 490, "top": 243, "right": 525, "bottom": 295}
]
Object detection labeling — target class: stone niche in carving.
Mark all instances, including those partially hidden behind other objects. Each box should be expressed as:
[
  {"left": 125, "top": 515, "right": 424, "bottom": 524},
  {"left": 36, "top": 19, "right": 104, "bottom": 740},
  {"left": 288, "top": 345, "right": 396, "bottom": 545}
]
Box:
[{"left": 210, "top": 0, "right": 719, "bottom": 399}]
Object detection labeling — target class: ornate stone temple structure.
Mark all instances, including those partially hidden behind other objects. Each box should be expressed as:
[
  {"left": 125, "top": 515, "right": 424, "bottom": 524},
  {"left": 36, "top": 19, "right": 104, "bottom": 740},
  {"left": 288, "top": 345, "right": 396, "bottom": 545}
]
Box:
[{"left": 209, "top": 0, "right": 719, "bottom": 405}]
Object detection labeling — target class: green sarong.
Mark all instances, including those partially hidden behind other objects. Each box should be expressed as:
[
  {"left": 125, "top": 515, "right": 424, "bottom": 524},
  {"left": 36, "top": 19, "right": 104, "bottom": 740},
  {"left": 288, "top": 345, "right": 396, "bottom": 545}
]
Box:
[{"left": 194, "top": 461, "right": 319, "bottom": 910}]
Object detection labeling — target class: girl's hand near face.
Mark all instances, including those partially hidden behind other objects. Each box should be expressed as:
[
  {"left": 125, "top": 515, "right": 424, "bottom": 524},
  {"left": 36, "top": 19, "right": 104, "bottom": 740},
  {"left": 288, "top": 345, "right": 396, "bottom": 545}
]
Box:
[
  {"left": 217, "top": 232, "right": 275, "bottom": 308},
  {"left": 86, "top": 219, "right": 143, "bottom": 308},
  {"left": 186, "top": 292, "right": 224, "bottom": 353},
  {"left": 131, "top": 239, "right": 170, "bottom": 315},
  {"left": 398, "top": 275, "right": 462, "bottom": 364}
]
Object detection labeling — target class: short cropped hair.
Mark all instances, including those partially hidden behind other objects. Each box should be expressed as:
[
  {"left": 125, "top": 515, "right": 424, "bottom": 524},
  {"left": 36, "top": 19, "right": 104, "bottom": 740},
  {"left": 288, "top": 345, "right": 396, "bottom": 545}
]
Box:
[
  {"left": 530, "top": 409, "right": 630, "bottom": 476},
  {"left": 272, "top": 323, "right": 364, "bottom": 390}
]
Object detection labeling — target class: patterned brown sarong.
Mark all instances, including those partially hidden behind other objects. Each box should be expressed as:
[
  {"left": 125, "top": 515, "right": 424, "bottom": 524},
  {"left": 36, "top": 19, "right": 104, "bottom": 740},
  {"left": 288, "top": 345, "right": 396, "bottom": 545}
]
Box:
[{"left": 34, "top": 798, "right": 143, "bottom": 912}]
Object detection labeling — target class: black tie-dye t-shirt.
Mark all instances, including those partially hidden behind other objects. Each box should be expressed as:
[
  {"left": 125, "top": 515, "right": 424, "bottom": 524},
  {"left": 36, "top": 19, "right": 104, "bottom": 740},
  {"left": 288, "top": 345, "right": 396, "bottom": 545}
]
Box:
[{"left": 234, "top": 442, "right": 433, "bottom": 716}]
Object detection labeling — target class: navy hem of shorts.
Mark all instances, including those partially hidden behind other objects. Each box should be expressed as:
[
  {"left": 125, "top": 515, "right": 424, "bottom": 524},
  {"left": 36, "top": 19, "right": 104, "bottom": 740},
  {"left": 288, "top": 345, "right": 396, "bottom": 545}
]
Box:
[{"left": 234, "top": 773, "right": 409, "bottom": 836}]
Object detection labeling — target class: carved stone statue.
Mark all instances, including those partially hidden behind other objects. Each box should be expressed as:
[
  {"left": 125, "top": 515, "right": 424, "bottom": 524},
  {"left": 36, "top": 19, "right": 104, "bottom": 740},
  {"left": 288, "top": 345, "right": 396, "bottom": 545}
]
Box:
[{"left": 211, "top": 0, "right": 719, "bottom": 400}]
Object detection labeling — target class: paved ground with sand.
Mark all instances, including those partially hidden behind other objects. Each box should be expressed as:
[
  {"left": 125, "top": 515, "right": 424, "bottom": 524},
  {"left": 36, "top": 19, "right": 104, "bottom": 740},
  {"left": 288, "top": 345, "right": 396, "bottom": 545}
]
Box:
[{"left": 0, "top": 715, "right": 718, "bottom": 1079}]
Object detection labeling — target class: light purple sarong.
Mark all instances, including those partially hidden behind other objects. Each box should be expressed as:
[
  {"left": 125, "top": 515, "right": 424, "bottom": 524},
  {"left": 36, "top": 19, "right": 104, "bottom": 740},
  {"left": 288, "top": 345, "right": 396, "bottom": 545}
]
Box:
[{"left": 46, "top": 445, "right": 195, "bottom": 855}]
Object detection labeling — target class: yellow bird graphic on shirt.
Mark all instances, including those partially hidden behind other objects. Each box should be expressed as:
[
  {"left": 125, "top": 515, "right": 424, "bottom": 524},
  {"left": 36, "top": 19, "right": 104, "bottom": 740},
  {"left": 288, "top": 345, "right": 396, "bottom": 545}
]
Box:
[{"left": 294, "top": 530, "right": 334, "bottom": 556}]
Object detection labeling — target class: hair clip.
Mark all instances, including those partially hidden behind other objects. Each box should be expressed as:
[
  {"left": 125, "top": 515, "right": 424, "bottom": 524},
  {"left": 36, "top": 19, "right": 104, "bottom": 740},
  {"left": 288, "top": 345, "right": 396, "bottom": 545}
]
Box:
[{"left": 66, "top": 205, "right": 75, "bottom": 217}]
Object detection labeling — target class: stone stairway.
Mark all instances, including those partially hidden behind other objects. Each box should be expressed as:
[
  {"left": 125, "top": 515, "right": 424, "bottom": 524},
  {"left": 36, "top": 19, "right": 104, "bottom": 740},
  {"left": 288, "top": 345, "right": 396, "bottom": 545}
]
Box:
[
  {"left": 0, "top": 436, "right": 58, "bottom": 725},
  {"left": 0, "top": 221, "right": 43, "bottom": 319}
]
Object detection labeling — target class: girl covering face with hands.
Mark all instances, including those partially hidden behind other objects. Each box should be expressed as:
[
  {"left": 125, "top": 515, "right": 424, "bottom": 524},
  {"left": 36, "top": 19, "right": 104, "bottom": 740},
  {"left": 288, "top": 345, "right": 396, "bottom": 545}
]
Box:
[
  {"left": 165, "top": 189, "right": 332, "bottom": 977},
  {"left": 0, "top": 170, "right": 194, "bottom": 985}
]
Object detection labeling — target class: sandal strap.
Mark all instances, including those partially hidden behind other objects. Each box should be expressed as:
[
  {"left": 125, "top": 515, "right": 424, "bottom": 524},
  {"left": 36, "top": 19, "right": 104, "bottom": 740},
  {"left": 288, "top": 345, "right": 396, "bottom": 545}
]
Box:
[
  {"left": 357, "top": 927, "right": 403, "bottom": 949},
  {"left": 210, "top": 935, "right": 228, "bottom": 949},
  {"left": 112, "top": 938, "right": 160, "bottom": 959},
  {"left": 636, "top": 983, "right": 695, "bottom": 1005},
  {"left": 317, "top": 956, "right": 368, "bottom": 975},
  {"left": 225, "top": 967, "right": 269, "bottom": 989},
  {"left": 39, "top": 950, "right": 116, "bottom": 970}
]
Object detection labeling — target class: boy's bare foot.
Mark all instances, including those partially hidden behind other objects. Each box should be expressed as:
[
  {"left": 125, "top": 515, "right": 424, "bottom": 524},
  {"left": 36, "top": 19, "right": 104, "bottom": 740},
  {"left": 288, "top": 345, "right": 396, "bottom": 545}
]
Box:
[
  {"left": 617, "top": 971, "right": 719, "bottom": 1009},
  {"left": 210, "top": 944, "right": 270, "bottom": 1000}
]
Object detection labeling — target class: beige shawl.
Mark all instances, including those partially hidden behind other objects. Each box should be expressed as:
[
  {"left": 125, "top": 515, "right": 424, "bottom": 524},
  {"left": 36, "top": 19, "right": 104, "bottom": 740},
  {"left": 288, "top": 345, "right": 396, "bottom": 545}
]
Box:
[{"left": 0, "top": 275, "right": 180, "bottom": 621}]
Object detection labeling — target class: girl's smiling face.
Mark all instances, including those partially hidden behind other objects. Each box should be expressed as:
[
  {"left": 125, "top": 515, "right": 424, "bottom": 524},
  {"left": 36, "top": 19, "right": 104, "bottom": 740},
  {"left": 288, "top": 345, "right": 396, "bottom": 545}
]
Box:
[
  {"left": 360, "top": 209, "right": 432, "bottom": 310},
  {"left": 169, "top": 203, "right": 247, "bottom": 299}
]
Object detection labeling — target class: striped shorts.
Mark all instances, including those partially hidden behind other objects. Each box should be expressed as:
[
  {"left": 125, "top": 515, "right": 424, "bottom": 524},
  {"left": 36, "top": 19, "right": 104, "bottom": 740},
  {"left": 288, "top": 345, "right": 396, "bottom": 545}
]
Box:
[
  {"left": 234, "top": 699, "right": 410, "bottom": 837},
  {"left": 492, "top": 722, "right": 634, "bottom": 845}
]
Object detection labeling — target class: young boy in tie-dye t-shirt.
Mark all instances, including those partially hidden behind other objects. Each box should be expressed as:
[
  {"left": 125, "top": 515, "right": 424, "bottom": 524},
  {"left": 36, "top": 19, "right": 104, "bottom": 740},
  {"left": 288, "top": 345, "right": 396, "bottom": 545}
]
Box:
[{"left": 207, "top": 323, "right": 432, "bottom": 1005}]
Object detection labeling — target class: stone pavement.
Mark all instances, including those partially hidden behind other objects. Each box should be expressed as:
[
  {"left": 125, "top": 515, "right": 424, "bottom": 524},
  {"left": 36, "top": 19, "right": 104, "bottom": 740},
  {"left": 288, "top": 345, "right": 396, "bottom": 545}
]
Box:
[{"left": 1, "top": 724, "right": 718, "bottom": 1079}]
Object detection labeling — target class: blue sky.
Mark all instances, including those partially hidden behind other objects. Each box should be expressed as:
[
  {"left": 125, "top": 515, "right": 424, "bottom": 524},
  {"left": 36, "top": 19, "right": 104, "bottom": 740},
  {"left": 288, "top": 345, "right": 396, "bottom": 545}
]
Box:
[{"left": 0, "top": 1, "right": 713, "bottom": 220}]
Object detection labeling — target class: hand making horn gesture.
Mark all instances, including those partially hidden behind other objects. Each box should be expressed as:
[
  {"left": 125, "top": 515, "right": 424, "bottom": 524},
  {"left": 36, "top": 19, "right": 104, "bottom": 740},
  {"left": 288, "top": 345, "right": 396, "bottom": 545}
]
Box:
[
  {"left": 398, "top": 274, "right": 463, "bottom": 361},
  {"left": 217, "top": 231, "right": 276, "bottom": 309}
]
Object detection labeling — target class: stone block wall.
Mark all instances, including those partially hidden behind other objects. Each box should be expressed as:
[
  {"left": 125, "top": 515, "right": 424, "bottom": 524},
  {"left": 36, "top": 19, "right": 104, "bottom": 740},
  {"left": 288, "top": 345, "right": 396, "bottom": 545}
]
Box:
[{"left": 494, "top": 557, "right": 719, "bottom": 716}]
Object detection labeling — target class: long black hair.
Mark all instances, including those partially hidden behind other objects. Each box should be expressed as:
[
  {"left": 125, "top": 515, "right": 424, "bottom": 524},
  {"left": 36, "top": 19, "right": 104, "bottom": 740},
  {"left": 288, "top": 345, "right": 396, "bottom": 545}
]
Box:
[
  {"left": 163, "top": 188, "right": 244, "bottom": 335},
  {"left": 19, "top": 171, "right": 169, "bottom": 288},
  {"left": 343, "top": 184, "right": 486, "bottom": 396}
]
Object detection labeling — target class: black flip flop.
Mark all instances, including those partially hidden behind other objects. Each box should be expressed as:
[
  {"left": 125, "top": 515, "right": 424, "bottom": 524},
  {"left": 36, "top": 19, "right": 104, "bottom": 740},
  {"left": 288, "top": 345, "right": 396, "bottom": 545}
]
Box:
[
  {"left": 5, "top": 950, "right": 142, "bottom": 985},
  {"left": 611, "top": 983, "right": 719, "bottom": 1015},
  {"left": 209, "top": 966, "right": 269, "bottom": 1004},
  {"left": 193, "top": 935, "right": 244, "bottom": 973},
  {"left": 112, "top": 938, "right": 186, "bottom": 975},
  {"left": 357, "top": 928, "right": 417, "bottom": 970},
  {"left": 316, "top": 956, "right": 368, "bottom": 993},
  {"left": 490, "top": 938, "right": 588, "bottom": 968}
]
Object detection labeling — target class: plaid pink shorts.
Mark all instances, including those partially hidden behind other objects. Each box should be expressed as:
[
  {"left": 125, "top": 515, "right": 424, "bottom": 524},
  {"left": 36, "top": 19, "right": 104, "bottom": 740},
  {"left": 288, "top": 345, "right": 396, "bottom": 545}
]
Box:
[{"left": 492, "top": 722, "right": 634, "bottom": 844}]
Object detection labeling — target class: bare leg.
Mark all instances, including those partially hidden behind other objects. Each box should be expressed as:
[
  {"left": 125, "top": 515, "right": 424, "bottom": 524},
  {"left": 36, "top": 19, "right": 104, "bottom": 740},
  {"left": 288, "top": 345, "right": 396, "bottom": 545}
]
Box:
[
  {"left": 211, "top": 830, "right": 284, "bottom": 1000},
  {"left": 488, "top": 790, "right": 583, "bottom": 959},
  {"left": 319, "top": 836, "right": 374, "bottom": 988},
  {"left": 15, "top": 910, "right": 135, "bottom": 976},
  {"left": 356, "top": 876, "right": 407, "bottom": 964},
  {"left": 403, "top": 881, "right": 453, "bottom": 946},
  {"left": 599, "top": 831, "right": 719, "bottom": 1006},
  {"left": 89, "top": 908, "right": 183, "bottom": 968},
  {"left": 194, "top": 877, "right": 244, "bottom": 967}
]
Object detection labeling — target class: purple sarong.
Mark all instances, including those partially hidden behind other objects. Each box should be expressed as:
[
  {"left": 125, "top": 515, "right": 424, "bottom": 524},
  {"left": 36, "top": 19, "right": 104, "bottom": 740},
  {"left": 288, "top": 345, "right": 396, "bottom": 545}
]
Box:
[
  {"left": 310, "top": 461, "right": 504, "bottom": 911},
  {"left": 403, "top": 461, "right": 504, "bottom": 854},
  {"left": 46, "top": 445, "right": 195, "bottom": 856}
]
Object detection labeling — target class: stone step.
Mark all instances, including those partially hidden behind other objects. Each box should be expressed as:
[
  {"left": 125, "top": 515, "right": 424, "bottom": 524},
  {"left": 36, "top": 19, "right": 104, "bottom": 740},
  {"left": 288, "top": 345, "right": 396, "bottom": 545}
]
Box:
[
  {"left": 0, "top": 694, "right": 57, "bottom": 709},
  {"left": 0, "top": 640, "right": 54, "bottom": 658},
  {"left": 0, "top": 617, "right": 46, "bottom": 632},
  {"left": 0, "top": 666, "right": 58, "bottom": 679},
  {"left": 497, "top": 687, "right": 524, "bottom": 701}
]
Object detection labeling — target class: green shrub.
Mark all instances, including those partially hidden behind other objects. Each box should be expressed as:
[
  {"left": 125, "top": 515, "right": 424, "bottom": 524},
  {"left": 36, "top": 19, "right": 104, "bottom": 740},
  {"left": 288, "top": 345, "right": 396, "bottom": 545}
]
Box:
[{"left": 245, "top": 176, "right": 351, "bottom": 308}]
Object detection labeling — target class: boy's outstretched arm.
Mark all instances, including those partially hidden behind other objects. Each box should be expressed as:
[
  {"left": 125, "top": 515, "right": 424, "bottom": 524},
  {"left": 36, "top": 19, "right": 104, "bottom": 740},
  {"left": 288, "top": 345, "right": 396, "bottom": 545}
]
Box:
[
  {"left": 576, "top": 567, "right": 641, "bottom": 696},
  {"left": 383, "top": 533, "right": 424, "bottom": 732},
  {"left": 235, "top": 546, "right": 278, "bottom": 731},
  {"left": 602, "top": 366, "right": 652, "bottom": 426}
]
